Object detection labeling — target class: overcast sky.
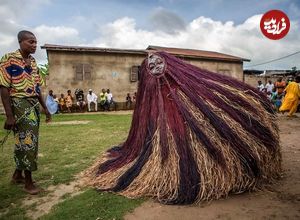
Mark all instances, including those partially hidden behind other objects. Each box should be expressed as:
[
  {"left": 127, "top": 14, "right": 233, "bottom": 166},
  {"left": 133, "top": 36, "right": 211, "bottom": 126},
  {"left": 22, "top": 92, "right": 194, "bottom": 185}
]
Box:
[{"left": 1, "top": 0, "right": 299, "bottom": 70}]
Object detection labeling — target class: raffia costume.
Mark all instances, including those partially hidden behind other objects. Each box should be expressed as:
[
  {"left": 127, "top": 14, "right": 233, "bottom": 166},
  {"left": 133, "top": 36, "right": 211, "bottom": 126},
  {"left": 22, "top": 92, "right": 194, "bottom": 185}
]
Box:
[{"left": 85, "top": 52, "right": 281, "bottom": 204}]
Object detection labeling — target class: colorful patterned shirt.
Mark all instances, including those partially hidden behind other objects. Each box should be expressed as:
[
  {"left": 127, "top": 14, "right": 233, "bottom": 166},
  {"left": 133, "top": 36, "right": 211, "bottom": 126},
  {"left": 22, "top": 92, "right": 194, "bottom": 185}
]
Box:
[{"left": 0, "top": 50, "right": 43, "bottom": 98}]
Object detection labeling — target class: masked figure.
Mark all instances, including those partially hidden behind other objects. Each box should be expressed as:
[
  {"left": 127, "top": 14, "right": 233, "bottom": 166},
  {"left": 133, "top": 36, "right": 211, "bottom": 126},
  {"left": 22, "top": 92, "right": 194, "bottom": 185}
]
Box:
[{"left": 85, "top": 51, "right": 281, "bottom": 204}]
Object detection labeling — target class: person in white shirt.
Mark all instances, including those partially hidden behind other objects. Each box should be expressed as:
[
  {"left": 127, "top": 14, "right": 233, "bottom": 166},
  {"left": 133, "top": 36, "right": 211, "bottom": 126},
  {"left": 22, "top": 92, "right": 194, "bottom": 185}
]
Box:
[
  {"left": 106, "top": 89, "right": 113, "bottom": 109},
  {"left": 106, "top": 89, "right": 114, "bottom": 111},
  {"left": 87, "top": 89, "right": 98, "bottom": 111},
  {"left": 265, "top": 80, "right": 274, "bottom": 93},
  {"left": 257, "top": 80, "right": 264, "bottom": 92},
  {"left": 264, "top": 80, "right": 274, "bottom": 100}
]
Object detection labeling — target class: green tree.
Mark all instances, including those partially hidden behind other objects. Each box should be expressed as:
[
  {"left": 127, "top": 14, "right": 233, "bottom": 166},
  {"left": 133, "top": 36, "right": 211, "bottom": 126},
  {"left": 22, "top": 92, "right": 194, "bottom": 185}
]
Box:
[
  {"left": 38, "top": 63, "right": 49, "bottom": 84},
  {"left": 38, "top": 63, "right": 49, "bottom": 76}
]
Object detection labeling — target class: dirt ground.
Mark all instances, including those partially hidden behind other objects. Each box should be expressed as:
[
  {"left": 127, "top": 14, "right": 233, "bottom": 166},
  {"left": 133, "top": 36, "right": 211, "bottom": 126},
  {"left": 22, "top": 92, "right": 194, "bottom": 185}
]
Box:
[
  {"left": 23, "top": 180, "right": 84, "bottom": 219},
  {"left": 125, "top": 113, "right": 300, "bottom": 220},
  {"left": 18, "top": 113, "right": 299, "bottom": 219}
]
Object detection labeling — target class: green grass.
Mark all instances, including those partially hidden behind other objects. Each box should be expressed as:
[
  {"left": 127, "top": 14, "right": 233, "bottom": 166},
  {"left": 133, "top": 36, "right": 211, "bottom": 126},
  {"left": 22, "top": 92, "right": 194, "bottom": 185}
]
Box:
[
  {"left": 0, "top": 113, "right": 143, "bottom": 220},
  {"left": 41, "top": 190, "right": 142, "bottom": 220}
]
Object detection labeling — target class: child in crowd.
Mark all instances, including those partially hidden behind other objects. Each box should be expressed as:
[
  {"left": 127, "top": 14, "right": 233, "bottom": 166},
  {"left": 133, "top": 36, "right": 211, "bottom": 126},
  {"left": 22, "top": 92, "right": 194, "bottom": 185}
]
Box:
[
  {"left": 126, "top": 93, "right": 132, "bottom": 109},
  {"left": 58, "top": 93, "right": 66, "bottom": 112},
  {"left": 271, "top": 88, "right": 283, "bottom": 112},
  {"left": 65, "top": 90, "right": 73, "bottom": 113}
]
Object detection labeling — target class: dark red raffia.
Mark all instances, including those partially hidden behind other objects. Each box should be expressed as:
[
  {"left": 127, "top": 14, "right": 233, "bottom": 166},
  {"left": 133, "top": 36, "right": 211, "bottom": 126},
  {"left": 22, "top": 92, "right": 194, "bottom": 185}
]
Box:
[{"left": 94, "top": 51, "right": 279, "bottom": 204}]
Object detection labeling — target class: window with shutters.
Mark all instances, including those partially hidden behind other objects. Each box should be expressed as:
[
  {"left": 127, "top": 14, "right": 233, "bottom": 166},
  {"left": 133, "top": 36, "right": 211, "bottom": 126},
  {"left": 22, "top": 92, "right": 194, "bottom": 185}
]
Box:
[
  {"left": 75, "top": 64, "right": 92, "bottom": 81},
  {"left": 75, "top": 64, "right": 83, "bottom": 81},
  {"left": 130, "top": 65, "right": 140, "bottom": 82}
]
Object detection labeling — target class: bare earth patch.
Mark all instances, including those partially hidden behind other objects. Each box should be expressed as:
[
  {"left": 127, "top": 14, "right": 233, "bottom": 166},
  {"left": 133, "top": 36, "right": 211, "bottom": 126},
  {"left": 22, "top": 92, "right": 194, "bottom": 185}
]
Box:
[
  {"left": 20, "top": 113, "right": 299, "bottom": 220},
  {"left": 125, "top": 114, "right": 300, "bottom": 220},
  {"left": 22, "top": 179, "right": 85, "bottom": 220}
]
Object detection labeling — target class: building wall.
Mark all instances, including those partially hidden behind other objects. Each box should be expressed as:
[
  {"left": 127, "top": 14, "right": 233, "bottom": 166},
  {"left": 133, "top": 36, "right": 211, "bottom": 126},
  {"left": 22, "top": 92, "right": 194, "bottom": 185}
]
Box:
[
  {"left": 45, "top": 51, "right": 244, "bottom": 102},
  {"left": 188, "top": 59, "right": 243, "bottom": 81},
  {"left": 46, "top": 51, "right": 144, "bottom": 101}
]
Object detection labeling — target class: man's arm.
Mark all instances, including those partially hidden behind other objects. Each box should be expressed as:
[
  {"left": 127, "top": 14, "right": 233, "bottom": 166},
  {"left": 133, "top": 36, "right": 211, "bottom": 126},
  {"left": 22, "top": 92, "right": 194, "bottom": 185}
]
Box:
[
  {"left": 0, "top": 86, "right": 16, "bottom": 130},
  {"left": 37, "top": 92, "right": 51, "bottom": 122}
]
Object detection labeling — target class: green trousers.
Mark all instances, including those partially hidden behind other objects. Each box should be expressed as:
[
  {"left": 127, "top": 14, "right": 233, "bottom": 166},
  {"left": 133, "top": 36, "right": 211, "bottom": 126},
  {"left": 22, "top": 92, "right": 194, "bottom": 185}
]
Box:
[{"left": 12, "top": 97, "right": 40, "bottom": 171}]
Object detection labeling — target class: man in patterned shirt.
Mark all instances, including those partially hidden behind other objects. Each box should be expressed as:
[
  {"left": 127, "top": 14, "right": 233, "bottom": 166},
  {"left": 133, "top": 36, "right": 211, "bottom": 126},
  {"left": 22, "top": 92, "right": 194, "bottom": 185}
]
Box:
[{"left": 0, "top": 30, "right": 51, "bottom": 195}]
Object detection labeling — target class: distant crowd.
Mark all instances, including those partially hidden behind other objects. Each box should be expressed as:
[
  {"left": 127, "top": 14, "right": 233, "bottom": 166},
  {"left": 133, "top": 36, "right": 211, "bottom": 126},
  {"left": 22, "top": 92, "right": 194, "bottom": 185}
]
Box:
[
  {"left": 257, "top": 76, "right": 300, "bottom": 117},
  {"left": 45, "top": 88, "right": 137, "bottom": 114}
]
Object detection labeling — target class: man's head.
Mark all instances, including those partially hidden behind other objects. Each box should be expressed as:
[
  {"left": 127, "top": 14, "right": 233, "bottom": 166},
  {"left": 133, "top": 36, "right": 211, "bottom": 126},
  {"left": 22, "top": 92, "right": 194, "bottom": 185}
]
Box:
[
  {"left": 268, "top": 80, "right": 272, "bottom": 84},
  {"left": 89, "top": 89, "right": 92, "bottom": 94},
  {"left": 67, "top": 90, "right": 71, "bottom": 94},
  {"left": 278, "top": 77, "right": 282, "bottom": 82},
  {"left": 258, "top": 80, "right": 262, "bottom": 85},
  {"left": 102, "top": 89, "right": 105, "bottom": 93},
  {"left": 295, "top": 76, "right": 300, "bottom": 83},
  {"left": 76, "top": 89, "right": 83, "bottom": 99},
  {"left": 49, "top": 90, "right": 53, "bottom": 96},
  {"left": 18, "top": 30, "right": 37, "bottom": 55}
]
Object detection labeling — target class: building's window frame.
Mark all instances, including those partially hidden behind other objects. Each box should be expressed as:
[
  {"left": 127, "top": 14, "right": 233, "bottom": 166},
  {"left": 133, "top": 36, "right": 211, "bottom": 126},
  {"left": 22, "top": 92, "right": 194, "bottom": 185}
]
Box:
[
  {"left": 130, "top": 65, "right": 140, "bottom": 82},
  {"left": 75, "top": 63, "right": 92, "bottom": 81}
]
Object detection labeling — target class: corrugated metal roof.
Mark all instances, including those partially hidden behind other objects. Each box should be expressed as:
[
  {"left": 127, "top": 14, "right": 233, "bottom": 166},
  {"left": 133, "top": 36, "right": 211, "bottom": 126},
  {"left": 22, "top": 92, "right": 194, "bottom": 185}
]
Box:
[
  {"left": 41, "top": 44, "right": 146, "bottom": 55},
  {"left": 41, "top": 44, "right": 249, "bottom": 62},
  {"left": 147, "top": 45, "right": 250, "bottom": 62}
]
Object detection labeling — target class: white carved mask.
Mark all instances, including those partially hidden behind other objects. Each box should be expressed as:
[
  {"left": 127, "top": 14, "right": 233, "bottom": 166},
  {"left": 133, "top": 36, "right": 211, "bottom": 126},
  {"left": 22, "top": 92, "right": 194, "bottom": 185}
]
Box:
[{"left": 148, "top": 53, "right": 165, "bottom": 76}]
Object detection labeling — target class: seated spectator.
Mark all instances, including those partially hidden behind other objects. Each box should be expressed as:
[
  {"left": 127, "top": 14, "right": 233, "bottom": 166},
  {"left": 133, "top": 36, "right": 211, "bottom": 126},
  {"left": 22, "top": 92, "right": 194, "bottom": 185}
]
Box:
[
  {"left": 106, "top": 89, "right": 114, "bottom": 110},
  {"left": 99, "top": 88, "right": 108, "bottom": 111},
  {"left": 87, "top": 89, "right": 98, "bottom": 112},
  {"left": 53, "top": 94, "right": 59, "bottom": 103},
  {"left": 65, "top": 90, "right": 74, "bottom": 113},
  {"left": 75, "top": 88, "right": 86, "bottom": 112},
  {"left": 53, "top": 94, "right": 59, "bottom": 113},
  {"left": 58, "top": 93, "right": 66, "bottom": 112},
  {"left": 46, "top": 90, "right": 58, "bottom": 115},
  {"left": 126, "top": 93, "right": 132, "bottom": 109},
  {"left": 132, "top": 92, "right": 137, "bottom": 103}
]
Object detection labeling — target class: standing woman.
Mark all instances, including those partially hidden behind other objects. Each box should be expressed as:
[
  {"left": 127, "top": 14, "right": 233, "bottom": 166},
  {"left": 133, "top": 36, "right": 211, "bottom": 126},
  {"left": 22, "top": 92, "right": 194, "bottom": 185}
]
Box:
[
  {"left": 279, "top": 76, "right": 300, "bottom": 117},
  {"left": 0, "top": 30, "right": 51, "bottom": 194}
]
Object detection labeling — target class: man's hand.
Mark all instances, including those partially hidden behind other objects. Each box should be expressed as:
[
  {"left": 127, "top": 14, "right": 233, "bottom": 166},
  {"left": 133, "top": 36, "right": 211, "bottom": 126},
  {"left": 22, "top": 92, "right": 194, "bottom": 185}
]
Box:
[
  {"left": 4, "top": 116, "right": 16, "bottom": 130},
  {"left": 45, "top": 109, "right": 51, "bottom": 123}
]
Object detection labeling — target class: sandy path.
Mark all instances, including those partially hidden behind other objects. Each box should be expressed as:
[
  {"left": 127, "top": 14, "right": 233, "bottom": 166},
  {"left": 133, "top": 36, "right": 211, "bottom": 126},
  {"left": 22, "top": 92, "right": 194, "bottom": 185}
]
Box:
[
  {"left": 125, "top": 114, "right": 300, "bottom": 220},
  {"left": 22, "top": 179, "right": 84, "bottom": 220}
]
